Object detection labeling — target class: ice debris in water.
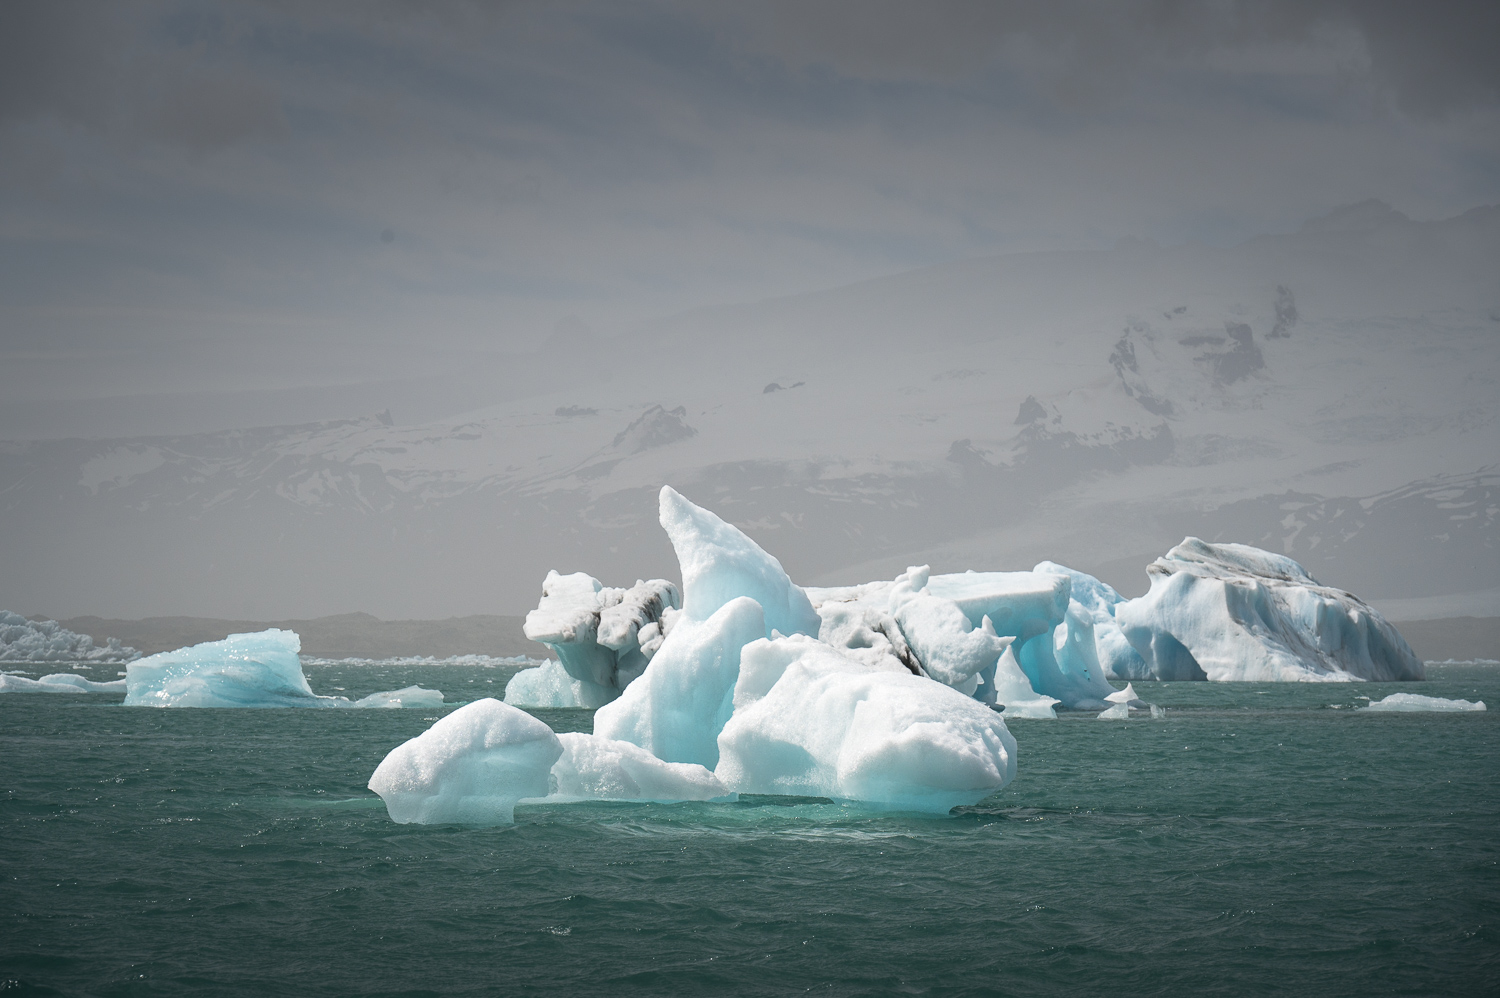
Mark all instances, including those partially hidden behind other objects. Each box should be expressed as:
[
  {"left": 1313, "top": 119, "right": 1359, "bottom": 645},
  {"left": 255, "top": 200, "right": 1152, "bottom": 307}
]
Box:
[
  {"left": 123, "top": 629, "right": 442, "bottom": 708},
  {"left": 1113, "top": 538, "right": 1423, "bottom": 682},
  {"left": 1361, "top": 693, "right": 1486, "bottom": 712},
  {"left": 0, "top": 672, "right": 127, "bottom": 693},
  {"left": 0, "top": 610, "right": 139, "bottom": 663}
]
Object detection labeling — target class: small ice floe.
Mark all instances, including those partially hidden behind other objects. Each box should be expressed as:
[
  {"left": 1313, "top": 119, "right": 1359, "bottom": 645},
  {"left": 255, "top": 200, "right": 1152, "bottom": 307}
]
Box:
[
  {"left": 1361, "top": 693, "right": 1486, "bottom": 713},
  {"left": 0, "top": 672, "right": 127, "bottom": 693}
]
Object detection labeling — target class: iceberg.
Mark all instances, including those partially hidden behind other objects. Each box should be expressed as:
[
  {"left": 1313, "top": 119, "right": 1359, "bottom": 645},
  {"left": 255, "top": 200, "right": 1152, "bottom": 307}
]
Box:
[
  {"left": 1033, "top": 562, "right": 1149, "bottom": 680},
  {"left": 1115, "top": 538, "right": 1424, "bottom": 682},
  {"left": 352, "top": 686, "right": 446, "bottom": 709},
  {"left": 124, "top": 629, "right": 444, "bottom": 708},
  {"left": 369, "top": 698, "right": 562, "bottom": 825},
  {"left": 0, "top": 671, "right": 127, "bottom": 693},
  {"left": 0, "top": 610, "right": 138, "bottom": 663},
  {"left": 551, "top": 732, "right": 736, "bottom": 802},
  {"left": 523, "top": 572, "right": 680, "bottom": 702},
  {"left": 593, "top": 596, "right": 766, "bottom": 768},
  {"left": 716, "top": 636, "right": 1017, "bottom": 812},
  {"left": 1361, "top": 693, "right": 1486, "bottom": 712}
]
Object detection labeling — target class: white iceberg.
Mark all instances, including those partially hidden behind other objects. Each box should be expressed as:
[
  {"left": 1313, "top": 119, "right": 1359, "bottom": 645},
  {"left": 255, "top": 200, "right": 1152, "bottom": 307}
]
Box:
[
  {"left": 0, "top": 671, "right": 127, "bottom": 693},
  {"left": 1361, "top": 693, "right": 1486, "bottom": 712},
  {"left": 123, "top": 629, "right": 444, "bottom": 708},
  {"left": 1033, "top": 562, "right": 1149, "bottom": 680},
  {"left": 1115, "top": 538, "right": 1424, "bottom": 682},
  {"left": 523, "top": 572, "right": 680, "bottom": 702},
  {"left": 368, "top": 698, "right": 562, "bottom": 824},
  {"left": 551, "top": 732, "right": 736, "bottom": 802},
  {"left": 0, "top": 611, "right": 138, "bottom": 663},
  {"left": 352, "top": 686, "right": 446, "bottom": 709},
  {"left": 716, "top": 635, "right": 1017, "bottom": 812}
]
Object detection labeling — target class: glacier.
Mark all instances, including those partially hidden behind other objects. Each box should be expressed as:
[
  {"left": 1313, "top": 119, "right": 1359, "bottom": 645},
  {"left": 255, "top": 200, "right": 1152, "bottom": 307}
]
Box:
[
  {"left": 123, "top": 629, "right": 444, "bottom": 708},
  {"left": 1113, "top": 539, "right": 1424, "bottom": 682},
  {"left": 1, "top": 611, "right": 139, "bottom": 663}
]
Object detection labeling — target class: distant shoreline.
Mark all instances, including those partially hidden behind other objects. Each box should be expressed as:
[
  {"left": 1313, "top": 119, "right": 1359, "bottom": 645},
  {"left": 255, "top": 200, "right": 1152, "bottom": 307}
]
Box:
[
  {"left": 41, "top": 612, "right": 1500, "bottom": 665},
  {"left": 51, "top": 613, "right": 544, "bottom": 660}
]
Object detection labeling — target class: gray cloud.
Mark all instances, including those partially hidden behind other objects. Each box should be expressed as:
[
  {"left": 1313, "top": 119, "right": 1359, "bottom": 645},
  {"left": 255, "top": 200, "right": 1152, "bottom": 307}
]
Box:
[{"left": 0, "top": 0, "right": 1495, "bottom": 432}]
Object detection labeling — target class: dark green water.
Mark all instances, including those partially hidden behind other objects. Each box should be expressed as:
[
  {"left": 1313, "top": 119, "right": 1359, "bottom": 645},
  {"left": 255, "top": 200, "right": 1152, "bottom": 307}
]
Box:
[{"left": 4, "top": 662, "right": 1498, "bottom": 997}]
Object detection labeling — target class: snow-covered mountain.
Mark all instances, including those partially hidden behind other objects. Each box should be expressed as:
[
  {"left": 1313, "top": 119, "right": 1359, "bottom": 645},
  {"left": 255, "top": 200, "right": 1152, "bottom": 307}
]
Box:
[{"left": 3, "top": 202, "right": 1496, "bottom": 619}]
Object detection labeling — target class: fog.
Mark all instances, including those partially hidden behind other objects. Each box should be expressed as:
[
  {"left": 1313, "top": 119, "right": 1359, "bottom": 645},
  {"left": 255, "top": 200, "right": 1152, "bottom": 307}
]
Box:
[{"left": 1, "top": 1, "right": 1496, "bottom": 620}]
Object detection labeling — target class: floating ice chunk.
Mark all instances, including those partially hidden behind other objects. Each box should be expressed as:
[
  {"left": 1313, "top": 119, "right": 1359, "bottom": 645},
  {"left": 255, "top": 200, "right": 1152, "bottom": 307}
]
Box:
[
  {"left": 889, "top": 566, "right": 1013, "bottom": 695},
  {"left": 1115, "top": 538, "right": 1424, "bottom": 682},
  {"left": 1096, "top": 702, "right": 1131, "bottom": 720},
  {"left": 550, "top": 732, "right": 737, "bottom": 802},
  {"left": 659, "top": 486, "right": 819, "bottom": 638},
  {"left": 593, "top": 596, "right": 766, "bottom": 769},
  {"left": 368, "top": 698, "right": 562, "bottom": 825},
  {"left": 716, "top": 638, "right": 1017, "bottom": 813},
  {"left": 1105, "top": 682, "right": 1139, "bottom": 704},
  {"left": 353, "top": 686, "right": 445, "bottom": 709},
  {"left": 0, "top": 672, "right": 127, "bottom": 693},
  {"left": 0, "top": 610, "right": 139, "bottom": 663},
  {"left": 124, "top": 629, "right": 328, "bottom": 708},
  {"left": 504, "top": 658, "right": 615, "bottom": 708},
  {"left": 1362, "top": 693, "right": 1486, "bottom": 712},
  {"left": 523, "top": 572, "right": 679, "bottom": 697},
  {"left": 123, "top": 629, "right": 441, "bottom": 708},
  {"left": 1033, "top": 562, "right": 1149, "bottom": 680}
]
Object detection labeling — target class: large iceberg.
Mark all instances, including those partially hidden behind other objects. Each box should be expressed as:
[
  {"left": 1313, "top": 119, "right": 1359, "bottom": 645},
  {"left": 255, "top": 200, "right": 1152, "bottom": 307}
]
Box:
[
  {"left": 716, "top": 635, "right": 1017, "bottom": 812},
  {"left": 1114, "top": 538, "right": 1424, "bottom": 682},
  {"left": 0, "top": 611, "right": 138, "bottom": 663},
  {"left": 124, "top": 629, "right": 443, "bottom": 708}
]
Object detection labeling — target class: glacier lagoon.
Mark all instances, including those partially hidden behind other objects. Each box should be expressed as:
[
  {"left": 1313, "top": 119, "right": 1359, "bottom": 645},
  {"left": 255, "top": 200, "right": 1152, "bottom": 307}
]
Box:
[{"left": 3, "top": 656, "right": 1497, "bottom": 996}]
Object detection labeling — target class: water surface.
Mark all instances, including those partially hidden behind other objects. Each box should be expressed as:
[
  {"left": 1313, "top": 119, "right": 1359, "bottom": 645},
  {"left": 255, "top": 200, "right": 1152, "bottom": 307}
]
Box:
[{"left": 4, "top": 662, "right": 1497, "bottom": 996}]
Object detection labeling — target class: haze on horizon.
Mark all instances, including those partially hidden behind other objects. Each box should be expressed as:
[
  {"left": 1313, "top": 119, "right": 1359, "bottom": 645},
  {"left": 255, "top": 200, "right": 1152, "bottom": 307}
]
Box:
[{"left": 1, "top": 0, "right": 1497, "bottom": 622}]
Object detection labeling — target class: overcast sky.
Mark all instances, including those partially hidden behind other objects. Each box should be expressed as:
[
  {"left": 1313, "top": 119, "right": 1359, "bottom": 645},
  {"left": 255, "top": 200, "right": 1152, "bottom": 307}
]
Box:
[{"left": 2, "top": 0, "right": 1497, "bottom": 419}]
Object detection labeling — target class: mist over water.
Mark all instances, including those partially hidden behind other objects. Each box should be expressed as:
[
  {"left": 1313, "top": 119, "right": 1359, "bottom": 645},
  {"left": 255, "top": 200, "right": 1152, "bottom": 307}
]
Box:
[{"left": 4, "top": 662, "right": 1497, "bottom": 996}]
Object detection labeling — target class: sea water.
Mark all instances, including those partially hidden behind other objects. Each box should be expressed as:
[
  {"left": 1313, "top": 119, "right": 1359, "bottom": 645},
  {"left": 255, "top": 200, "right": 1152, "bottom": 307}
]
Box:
[{"left": 3, "top": 660, "right": 1496, "bottom": 996}]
